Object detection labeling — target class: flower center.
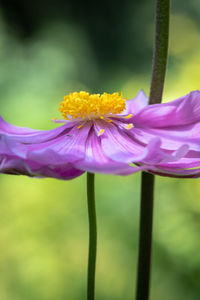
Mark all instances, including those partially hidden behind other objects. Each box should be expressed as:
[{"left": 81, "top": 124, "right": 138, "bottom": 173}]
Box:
[{"left": 59, "top": 91, "right": 126, "bottom": 120}]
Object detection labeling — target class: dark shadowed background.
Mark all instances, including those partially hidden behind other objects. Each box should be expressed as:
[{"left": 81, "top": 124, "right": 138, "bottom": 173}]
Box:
[{"left": 0, "top": 0, "right": 200, "bottom": 299}]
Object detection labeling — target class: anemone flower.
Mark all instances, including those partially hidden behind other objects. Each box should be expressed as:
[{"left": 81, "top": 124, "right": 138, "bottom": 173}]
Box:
[{"left": 0, "top": 90, "right": 200, "bottom": 179}]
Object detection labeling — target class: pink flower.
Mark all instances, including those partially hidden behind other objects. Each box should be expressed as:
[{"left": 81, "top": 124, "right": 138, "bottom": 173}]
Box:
[{"left": 0, "top": 90, "right": 199, "bottom": 179}]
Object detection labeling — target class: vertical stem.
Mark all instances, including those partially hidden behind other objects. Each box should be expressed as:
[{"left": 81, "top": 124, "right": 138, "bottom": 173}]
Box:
[
  {"left": 149, "top": 0, "right": 170, "bottom": 105},
  {"left": 136, "top": 173, "right": 155, "bottom": 300},
  {"left": 136, "top": 0, "right": 170, "bottom": 300},
  {"left": 87, "top": 172, "right": 97, "bottom": 300}
]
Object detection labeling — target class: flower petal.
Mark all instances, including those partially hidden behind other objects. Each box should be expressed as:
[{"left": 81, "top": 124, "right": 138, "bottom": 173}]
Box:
[
  {"left": 74, "top": 129, "right": 144, "bottom": 175},
  {"left": 0, "top": 115, "right": 76, "bottom": 143},
  {"left": 147, "top": 165, "right": 200, "bottom": 178},
  {"left": 101, "top": 123, "right": 146, "bottom": 163},
  {"left": 0, "top": 156, "right": 84, "bottom": 179},
  {"left": 2, "top": 123, "right": 91, "bottom": 164},
  {"left": 123, "top": 90, "right": 148, "bottom": 115},
  {"left": 0, "top": 121, "right": 90, "bottom": 179},
  {"left": 134, "top": 90, "right": 200, "bottom": 127}
]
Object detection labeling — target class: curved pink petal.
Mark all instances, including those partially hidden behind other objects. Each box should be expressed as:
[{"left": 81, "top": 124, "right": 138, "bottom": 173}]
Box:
[
  {"left": 131, "top": 125, "right": 200, "bottom": 152},
  {"left": 100, "top": 122, "right": 189, "bottom": 166},
  {"left": 134, "top": 90, "right": 200, "bottom": 127},
  {"left": 27, "top": 125, "right": 92, "bottom": 164},
  {"left": 74, "top": 129, "right": 144, "bottom": 175},
  {"left": 0, "top": 116, "right": 37, "bottom": 135},
  {"left": 0, "top": 119, "right": 89, "bottom": 180},
  {"left": 0, "top": 115, "right": 76, "bottom": 143},
  {"left": 123, "top": 90, "right": 148, "bottom": 115},
  {"left": 146, "top": 165, "right": 200, "bottom": 178},
  {"left": 0, "top": 156, "right": 83, "bottom": 180},
  {"left": 1, "top": 123, "right": 92, "bottom": 164}
]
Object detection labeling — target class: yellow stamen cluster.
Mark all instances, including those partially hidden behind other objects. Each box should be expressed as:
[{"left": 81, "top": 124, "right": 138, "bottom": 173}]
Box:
[{"left": 59, "top": 91, "right": 126, "bottom": 120}]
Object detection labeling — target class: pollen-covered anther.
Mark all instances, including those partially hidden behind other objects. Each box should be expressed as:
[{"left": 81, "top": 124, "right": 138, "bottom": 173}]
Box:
[
  {"left": 124, "top": 123, "right": 134, "bottom": 130},
  {"left": 124, "top": 114, "right": 133, "bottom": 119},
  {"left": 59, "top": 91, "right": 126, "bottom": 120},
  {"left": 98, "top": 129, "right": 105, "bottom": 136}
]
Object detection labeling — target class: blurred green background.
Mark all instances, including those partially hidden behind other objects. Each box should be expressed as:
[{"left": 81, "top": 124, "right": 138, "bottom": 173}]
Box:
[{"left": 0, "top": 0, "right": 200, "bottom": 299}]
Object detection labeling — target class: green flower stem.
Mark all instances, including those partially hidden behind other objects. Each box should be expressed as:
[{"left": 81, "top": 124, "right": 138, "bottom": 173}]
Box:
[
  {"left": 149, "top": 0, "right": 170, "bottom": 104},
  {"left": 87, "top": 172, "right": 97, "bottom": 300},
  {"left": 136, "top": 172, "right": 155, "bottom": 300},
  {"left": 136, "top": 0, "right": 170, "bottom": 300}
]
